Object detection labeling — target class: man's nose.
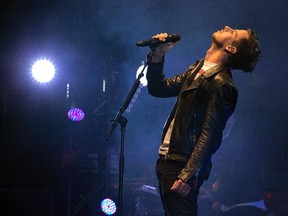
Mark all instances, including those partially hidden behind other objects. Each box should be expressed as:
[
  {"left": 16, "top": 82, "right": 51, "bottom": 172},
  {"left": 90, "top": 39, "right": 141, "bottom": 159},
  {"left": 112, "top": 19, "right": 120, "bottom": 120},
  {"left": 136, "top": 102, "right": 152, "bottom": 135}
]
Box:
[{"left": 224, "top": 26, "right": 234, "bottom": 32}]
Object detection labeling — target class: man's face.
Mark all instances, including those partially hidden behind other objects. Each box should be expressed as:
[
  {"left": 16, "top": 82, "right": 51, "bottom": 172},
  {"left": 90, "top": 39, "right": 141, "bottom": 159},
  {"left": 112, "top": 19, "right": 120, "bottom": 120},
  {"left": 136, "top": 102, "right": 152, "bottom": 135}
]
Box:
[{"left": 212, "top": 26, "right": 249, "bottom": 49}]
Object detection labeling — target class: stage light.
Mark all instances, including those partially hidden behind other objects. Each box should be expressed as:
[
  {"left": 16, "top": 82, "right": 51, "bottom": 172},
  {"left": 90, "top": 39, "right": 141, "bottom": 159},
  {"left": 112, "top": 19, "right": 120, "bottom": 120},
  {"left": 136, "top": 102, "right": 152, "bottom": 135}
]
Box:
[
  {"left": 103, "top": 79, "right": 106, "bottom": 92},
  {"left": 125, "top": 63, "right": 147, "bottom": 113},
  {"left": 136, "top": 63, "right": 147, "bottom": 87},
  {"left": 32, "top": 59, "right": 55, "bottom": 83},
  {"left": 100, "top": 198, "right": 117, "bottom": 215},
  {"left": 68, "top": 108, "right": 85, "bottom": 122}
]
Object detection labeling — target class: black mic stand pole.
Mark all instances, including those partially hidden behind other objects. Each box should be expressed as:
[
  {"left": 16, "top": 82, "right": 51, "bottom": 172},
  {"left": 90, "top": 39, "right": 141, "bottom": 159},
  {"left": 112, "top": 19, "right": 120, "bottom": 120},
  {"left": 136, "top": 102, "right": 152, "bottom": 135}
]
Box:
[{"left": 105, "top": 51, "right": 154, "bottom": 216}]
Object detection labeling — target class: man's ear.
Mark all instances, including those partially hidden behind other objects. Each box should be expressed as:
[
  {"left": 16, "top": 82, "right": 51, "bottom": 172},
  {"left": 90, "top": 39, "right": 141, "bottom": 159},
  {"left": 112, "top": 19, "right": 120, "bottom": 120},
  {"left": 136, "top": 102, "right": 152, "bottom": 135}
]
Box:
[{"left": 225, "top": 45, "right": 237, "bottom": 54}]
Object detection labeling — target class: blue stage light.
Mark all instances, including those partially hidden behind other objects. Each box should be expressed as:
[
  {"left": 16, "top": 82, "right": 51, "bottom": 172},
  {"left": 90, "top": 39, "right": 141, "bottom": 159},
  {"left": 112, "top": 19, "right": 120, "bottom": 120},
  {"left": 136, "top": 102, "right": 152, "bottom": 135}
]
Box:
[{"left": 100, "top": 198, "right": 117, "bottom": 215}]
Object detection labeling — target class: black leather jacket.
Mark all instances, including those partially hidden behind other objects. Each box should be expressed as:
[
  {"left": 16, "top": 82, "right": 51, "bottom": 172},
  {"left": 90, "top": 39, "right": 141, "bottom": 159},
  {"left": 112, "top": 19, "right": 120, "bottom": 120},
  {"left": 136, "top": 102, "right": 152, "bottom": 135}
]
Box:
[{"left": 147, "top": 59, "right": 238, "bottom": 186}]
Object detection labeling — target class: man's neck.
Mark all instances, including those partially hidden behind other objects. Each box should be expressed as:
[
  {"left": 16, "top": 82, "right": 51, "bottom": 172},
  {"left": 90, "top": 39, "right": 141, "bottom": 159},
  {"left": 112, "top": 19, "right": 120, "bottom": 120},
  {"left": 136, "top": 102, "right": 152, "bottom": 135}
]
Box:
[{"left": 205, "top": 46, "right": 230, "bottom": 65}]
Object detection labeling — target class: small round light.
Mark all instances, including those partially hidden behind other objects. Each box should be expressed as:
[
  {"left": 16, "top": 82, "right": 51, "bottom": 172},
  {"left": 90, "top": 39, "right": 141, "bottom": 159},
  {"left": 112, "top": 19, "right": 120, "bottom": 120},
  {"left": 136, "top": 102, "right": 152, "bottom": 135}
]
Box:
[
  {"left": 100, "top": 198, "right": 117, "bottom": 215},
  {"left": 68, "top": 108, "right": 85, "bottom": 122}
]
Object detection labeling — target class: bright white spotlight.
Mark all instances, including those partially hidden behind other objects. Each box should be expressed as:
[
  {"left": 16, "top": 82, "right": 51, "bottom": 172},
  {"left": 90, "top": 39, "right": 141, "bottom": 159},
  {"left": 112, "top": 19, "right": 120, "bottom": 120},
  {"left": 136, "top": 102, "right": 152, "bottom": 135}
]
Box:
[
  {"left": 100, "top": 198, "right": 117, "bottom": 215},
  {"left": 136, "top": 64, "right": 147, "bottom": 87},
  {"left": 32, "top": 59, "right": 55, "bottom": 83}
]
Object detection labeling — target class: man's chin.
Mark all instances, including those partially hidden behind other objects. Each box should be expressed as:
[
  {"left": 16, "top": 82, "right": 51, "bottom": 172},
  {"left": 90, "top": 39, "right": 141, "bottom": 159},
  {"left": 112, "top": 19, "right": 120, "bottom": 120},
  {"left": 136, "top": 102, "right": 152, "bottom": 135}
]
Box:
[{"left": 212, "top": 33, "right": 218, "bottom": 43}]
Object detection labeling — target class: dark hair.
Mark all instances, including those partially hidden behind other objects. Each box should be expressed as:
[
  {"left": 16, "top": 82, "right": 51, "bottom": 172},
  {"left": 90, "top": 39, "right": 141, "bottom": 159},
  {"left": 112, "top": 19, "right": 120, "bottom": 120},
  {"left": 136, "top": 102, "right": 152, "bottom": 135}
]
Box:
[{"left": 230, "top": 29, "right": 261, "bottom": 72}]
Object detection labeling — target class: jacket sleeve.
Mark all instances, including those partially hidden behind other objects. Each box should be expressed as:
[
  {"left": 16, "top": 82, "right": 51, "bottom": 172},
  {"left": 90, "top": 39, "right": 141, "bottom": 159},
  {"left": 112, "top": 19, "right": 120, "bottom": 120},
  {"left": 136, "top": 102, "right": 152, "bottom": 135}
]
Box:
[
  {"left": 177, "top": 81, "right": 238, "bottom": 185},
  {"left": 146, "top": 61, "right": 188, "bottom": 98}
]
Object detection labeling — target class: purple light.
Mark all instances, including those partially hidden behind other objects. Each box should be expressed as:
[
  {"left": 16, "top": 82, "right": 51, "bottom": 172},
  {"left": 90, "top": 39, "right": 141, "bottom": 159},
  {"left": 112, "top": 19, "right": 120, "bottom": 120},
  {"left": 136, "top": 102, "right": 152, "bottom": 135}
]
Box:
[
  {"left": 101, "top": 198, "right": 117, "bottom": 215},
  {"left": 68, "top": 108, "right": 85, "bottom": 122}
]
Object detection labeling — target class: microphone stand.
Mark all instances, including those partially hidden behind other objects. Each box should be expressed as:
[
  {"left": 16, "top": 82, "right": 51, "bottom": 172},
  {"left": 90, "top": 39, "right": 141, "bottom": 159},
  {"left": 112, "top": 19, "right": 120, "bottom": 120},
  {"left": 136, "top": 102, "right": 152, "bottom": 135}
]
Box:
[{"left": 106, "top": 51, "right": 154, "bottom": 216}]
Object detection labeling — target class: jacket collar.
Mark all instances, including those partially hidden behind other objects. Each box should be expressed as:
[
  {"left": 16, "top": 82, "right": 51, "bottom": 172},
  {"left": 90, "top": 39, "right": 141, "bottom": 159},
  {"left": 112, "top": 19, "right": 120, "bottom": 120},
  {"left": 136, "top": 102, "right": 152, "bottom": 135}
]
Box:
[
  {"left": 192, "top": 59, "right": 231, "bottom": 78},
  {"left": 202, "top": 63, "right": 231, "bottom": 79},
  {"left": 184, "top": 59, "right": 231, "bottom": 92}
]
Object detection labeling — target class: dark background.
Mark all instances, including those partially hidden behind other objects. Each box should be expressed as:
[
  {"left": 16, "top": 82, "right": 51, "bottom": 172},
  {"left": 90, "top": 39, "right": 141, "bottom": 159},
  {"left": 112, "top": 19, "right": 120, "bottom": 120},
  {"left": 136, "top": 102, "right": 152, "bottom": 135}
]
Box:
[{"left": 0, "top": 0, "right": 287, "bottom": 215}]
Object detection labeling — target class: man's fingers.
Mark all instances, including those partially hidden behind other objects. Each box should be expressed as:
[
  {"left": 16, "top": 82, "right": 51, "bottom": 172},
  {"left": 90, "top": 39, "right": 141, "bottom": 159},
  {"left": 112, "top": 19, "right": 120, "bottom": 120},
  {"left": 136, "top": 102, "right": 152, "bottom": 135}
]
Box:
[
  {"left": 153, "top": 33, "right": 169, "bottom": 41},
  {"left": 171, "top": 180, "right": 180, "bottom": 191},
  {"left": 170, "top": 179, "right": 192, "bottom": 197}
]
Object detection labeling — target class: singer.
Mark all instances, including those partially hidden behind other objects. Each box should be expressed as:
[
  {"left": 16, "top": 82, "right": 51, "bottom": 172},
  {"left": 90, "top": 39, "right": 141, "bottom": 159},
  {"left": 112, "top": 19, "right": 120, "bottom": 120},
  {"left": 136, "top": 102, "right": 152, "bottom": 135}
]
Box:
[{"left": 146, "top": 27, "right": 261, "bottom": 216}]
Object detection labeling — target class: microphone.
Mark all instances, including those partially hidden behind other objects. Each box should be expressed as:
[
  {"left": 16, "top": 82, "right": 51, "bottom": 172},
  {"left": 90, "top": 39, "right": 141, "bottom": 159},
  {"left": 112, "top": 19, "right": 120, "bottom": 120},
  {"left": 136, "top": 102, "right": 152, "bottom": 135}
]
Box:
[{"left": 136, "top": 33, "right": 181, "bottom": 47}]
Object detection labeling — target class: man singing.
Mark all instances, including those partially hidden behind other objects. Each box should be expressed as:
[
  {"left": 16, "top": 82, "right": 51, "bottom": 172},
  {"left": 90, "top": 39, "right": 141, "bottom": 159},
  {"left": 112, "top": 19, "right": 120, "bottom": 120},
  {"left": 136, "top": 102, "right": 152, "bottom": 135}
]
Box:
[{"left": 146, "top": 26, "right": 261, "bottom": 215}]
